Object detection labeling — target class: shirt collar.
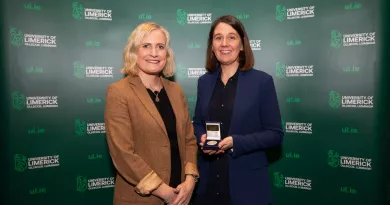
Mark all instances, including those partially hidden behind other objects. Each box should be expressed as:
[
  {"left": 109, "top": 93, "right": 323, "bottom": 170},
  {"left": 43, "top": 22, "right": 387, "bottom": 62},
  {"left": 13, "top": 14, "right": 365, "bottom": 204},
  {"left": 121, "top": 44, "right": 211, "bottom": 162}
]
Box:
[{"left": 218, "top": 68, "right": 239, "bottom": 81}]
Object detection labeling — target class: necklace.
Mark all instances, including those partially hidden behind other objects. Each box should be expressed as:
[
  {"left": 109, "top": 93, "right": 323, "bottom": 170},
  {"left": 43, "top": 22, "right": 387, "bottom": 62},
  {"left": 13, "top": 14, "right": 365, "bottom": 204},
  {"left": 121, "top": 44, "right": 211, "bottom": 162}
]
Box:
[
  {"left": 146, "top": 84, "right": 162, "bottom": 102},
  {"left": 150, "top": 90, "right": 160, "bottom": 102}
]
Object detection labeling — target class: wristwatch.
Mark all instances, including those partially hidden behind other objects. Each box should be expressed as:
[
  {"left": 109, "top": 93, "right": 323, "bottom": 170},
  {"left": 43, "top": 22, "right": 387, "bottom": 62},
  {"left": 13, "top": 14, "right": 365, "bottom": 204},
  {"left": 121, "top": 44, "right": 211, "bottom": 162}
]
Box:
[{"left": 185, "top": 174, "right": 199, "bottom": 183}]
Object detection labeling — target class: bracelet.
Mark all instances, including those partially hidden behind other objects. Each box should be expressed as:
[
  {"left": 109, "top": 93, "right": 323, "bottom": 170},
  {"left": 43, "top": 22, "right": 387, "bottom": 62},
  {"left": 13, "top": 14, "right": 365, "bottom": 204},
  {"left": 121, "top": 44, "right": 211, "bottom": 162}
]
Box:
[{"left": 185, "top": 174, "right": 199, "bottom": 183}]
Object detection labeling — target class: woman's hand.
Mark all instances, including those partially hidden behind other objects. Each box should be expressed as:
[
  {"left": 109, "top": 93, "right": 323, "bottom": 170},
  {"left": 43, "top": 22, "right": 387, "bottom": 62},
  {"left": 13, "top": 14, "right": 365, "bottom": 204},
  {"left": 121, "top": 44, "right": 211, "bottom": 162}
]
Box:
[
  {"left": 218, "top": 136, "right": 233, "bottom": 151},
  {"left": 199, "top": 134, "right": 227, "bottom": 155},
  {"left": 151, "top": 183, "right": 178, "bottom": 204},
  {"left": 169, "top": 175, "right": 196, "bottom": 205}
]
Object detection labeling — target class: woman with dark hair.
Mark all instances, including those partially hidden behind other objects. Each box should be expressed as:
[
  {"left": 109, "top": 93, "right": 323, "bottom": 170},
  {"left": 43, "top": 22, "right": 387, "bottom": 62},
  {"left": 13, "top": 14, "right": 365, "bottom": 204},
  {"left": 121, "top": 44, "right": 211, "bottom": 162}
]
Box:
[{"left": 192, "top": 15, "right": 284, "bottom": 205}]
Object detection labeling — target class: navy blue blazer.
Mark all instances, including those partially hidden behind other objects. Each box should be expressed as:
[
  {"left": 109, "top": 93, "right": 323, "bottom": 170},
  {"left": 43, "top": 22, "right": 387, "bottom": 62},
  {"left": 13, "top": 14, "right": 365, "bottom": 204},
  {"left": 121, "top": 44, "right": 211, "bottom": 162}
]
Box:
[{"left": 193, "top": 68, "right": 284, "bottom": 205}]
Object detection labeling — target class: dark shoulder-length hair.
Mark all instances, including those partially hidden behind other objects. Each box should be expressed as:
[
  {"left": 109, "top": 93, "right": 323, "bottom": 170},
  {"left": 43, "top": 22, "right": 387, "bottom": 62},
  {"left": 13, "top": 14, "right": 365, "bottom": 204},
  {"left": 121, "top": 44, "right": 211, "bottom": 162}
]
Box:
[{"left": 205, "top": 15, "right": 254, "bottom": 72}]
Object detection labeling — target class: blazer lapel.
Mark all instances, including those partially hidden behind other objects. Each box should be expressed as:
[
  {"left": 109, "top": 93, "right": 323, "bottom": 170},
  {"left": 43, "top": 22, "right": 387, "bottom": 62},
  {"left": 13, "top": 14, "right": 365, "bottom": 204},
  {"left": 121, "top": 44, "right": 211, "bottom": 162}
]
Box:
[
  {"left": 202, "top": 70, "right": 220, "bottom": 119},
  {"left": 128, "top": 75, "right": 168, "bottom": 137},
  {"left": 229, "top": 70, "right": 249, "bottom": 135}
]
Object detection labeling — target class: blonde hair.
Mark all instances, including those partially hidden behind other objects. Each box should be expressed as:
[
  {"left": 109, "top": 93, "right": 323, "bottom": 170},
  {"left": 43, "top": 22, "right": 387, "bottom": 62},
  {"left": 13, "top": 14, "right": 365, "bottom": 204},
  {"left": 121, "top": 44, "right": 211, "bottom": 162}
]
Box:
[{"left": 121, "top": 22, "right": 175, "bottom": 77}]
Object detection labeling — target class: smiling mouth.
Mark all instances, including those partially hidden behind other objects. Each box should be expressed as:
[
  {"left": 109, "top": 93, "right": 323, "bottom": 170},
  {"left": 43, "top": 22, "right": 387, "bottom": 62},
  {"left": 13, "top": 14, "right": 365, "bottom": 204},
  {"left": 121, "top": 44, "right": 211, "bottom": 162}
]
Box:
[
  {"left": 220, "top": 50, "right": 232, "bottom": 54},
  {"left": 145, "top": 60, "right": 160, "bottom": 63}
]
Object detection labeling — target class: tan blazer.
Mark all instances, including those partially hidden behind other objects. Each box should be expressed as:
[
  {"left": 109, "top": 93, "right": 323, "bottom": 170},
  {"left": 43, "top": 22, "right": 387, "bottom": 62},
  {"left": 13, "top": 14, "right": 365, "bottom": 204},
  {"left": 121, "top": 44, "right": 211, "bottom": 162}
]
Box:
[{"left": 104, "top": 75, "right": 199, "bottom": 205}]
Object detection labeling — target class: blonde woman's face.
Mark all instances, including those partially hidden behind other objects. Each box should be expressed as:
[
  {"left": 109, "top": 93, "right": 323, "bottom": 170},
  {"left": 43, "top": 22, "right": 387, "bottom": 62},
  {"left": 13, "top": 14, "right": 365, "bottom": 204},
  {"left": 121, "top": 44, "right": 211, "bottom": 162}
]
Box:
[{"left": 137, "top": 29, "right": 167, "bottom": 75}]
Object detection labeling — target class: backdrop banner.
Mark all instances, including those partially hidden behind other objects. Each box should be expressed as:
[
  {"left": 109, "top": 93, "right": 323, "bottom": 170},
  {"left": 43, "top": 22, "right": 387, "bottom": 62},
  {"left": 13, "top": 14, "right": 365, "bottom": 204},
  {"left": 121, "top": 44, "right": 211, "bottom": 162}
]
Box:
[{"left": 3, "top": 0, "right": 388, "bottom": 204}]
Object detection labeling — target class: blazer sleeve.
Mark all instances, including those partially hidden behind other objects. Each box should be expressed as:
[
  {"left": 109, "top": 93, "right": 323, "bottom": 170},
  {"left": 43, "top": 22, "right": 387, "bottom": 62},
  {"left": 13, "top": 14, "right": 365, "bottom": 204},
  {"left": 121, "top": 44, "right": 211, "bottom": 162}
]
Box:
[
  {"left": 104, "top": 84, "right": 163, "bottom": 195},
  {"left": 192, "top": 77, "right": 206, "bottom": 143},
  {"left": 177, "top": 85, "right": 199, "bottom": 178},
  {"left": 231, "top": 76, "right": 284, "bottom": 158}
]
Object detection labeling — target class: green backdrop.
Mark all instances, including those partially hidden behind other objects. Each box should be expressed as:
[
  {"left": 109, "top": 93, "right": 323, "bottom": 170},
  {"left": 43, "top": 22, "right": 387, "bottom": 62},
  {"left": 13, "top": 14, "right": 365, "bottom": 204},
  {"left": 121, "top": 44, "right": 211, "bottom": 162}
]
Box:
[{"left": 3, "top": 0, "right": 389, "bottom": 204}]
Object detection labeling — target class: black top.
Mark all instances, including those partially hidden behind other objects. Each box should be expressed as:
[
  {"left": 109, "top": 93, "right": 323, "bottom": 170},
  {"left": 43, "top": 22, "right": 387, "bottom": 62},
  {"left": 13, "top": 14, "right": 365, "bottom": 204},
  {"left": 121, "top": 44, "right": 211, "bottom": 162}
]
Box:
[
  {"left": 194, "top": 70, "right": 238, "bottom": 205},
  {"left": 146, "top": 87, "right": 182, "bottom": 188},
  {"left": 208, "top": 70, "right": 238, "bottom": 139}
]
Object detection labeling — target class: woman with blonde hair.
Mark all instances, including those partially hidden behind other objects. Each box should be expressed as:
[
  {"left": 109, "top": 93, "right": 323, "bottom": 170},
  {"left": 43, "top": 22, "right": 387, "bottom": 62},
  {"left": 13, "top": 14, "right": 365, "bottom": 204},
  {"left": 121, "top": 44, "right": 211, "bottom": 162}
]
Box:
[{"left": 104, "top": 22, "right": 199, "bottom": 205}]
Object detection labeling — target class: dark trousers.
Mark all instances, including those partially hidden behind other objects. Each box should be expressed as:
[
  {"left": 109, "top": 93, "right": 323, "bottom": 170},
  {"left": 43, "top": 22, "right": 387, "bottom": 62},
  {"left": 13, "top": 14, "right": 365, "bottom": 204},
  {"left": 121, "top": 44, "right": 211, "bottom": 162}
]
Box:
[{"left": 192, "top": 153, "right": 232, "bottom": 205}]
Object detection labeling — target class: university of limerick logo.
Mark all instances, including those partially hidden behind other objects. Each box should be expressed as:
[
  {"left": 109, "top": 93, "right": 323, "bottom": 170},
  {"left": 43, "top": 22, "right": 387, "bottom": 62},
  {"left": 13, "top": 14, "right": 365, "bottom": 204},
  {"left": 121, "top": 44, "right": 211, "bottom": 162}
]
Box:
[
  {"left": 177, "top": 9, "right": 187, "bottom": 25},
  {"left": 176, "top": 64, "right": 187, "bottom": 79},
  {"left": 275, "top": 62, "right": 286, "bottom": 79},
  {"left": 75, "top": 119, "right": 87, "bottom": 136},
  {"left": 330, "top": 30, "right": 342, "bottom": 48},
  {"left": 328, "top": 150, "right": 340, "bottom": 168},
  {"left": 76, "top": 176, "right": 88, "bottom": 192},
  {"left": 281, "top": 120, "right": 286, "bottom": 132},
  {"left": 276, "top": 5, "right": 287, "bottom": 22},
  {"left": 73, "top": 61, "right": 85, "bottom": 79},
  {"left": 10, "top": 28, "right": 24, "bottom": 47},
  {"left": 274, "top": 172, "right": 285, "bottom": 188},
  {"left": 72, "top": 1, "right": 84, "bottom": 20},
  {"left": 12, "top": 91, "right": 26, "bottom": 110},
  {"left": 14, "top": 154, "right": 28, "bottom": 172},
  {"left": 329, "top": 90, "right": 342, "bottom": 108}
]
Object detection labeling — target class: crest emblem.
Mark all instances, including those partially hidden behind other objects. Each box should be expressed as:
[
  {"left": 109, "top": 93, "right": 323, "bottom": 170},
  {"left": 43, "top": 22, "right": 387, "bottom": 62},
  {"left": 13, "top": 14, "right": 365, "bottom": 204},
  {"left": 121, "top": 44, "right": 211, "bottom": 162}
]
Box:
[
  {"left": 276, "top": 5, "right": 287, "bottom": 22},
  {"left": 14, "top": 154, "right": 28, "bottom": 172},
  {"left": 76, "top": 176, "right": 88, "bottom": 192},
  {"left": 12, "top": 91, "right": 26, "bottom": 110},
  {"left": 10, "top": 28, "right": 24, "bottom": 47},
  {"left": 177, "top": 9, "right": 187, "bottom": 25},
  {"left": 72, "top": 2, "right": 84, "bottom": 20},
  {"left": 275, "top": 62, "right": 286, "bottom": 79},
  {"left": 330, "top": 30, "right": 342, "bottom": 48},
  {"left": 274, "top": 172, "right": 285, "bottom": 188},
  {"left": 327, "top": 150, "right": 340, "bottom": 168},
  {"left": 73, "top": 61, "right": 85, "bottom": 79},
  {"left": 329, "top": 91, "right": 342, "bottom": 108},
  {"left": 75, "top": 119, "right": 87, "bottom": 136}
]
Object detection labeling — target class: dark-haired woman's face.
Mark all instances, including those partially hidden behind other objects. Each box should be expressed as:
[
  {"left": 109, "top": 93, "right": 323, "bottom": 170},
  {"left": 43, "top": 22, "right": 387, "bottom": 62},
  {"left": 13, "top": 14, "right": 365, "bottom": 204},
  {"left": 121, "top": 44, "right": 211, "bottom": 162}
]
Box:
[{"left": 212, "top": 22, "right": 243, "bottom": 66}]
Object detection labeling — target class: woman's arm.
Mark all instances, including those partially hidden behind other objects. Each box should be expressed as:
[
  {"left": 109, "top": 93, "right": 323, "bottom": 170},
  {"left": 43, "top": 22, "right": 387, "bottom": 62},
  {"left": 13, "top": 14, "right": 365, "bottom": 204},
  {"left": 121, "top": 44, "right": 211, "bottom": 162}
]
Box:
[
  {"left": 104, "top": 84, "right": 163, "bottom": 195},
  {"left": 230, "top": 76, "right": 284, "bottom": 158},
  {"left": 178, "top": 84, "right": 199, "bottom": 178}
]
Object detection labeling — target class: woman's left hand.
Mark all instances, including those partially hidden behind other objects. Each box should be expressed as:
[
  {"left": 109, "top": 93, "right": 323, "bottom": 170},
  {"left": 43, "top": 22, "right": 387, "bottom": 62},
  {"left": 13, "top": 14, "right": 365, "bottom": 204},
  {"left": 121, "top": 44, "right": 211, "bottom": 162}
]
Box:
[
  {"left": 218, "top": 136, "right": 233, "bottom": 151},
  {"left": 169, "top": 176, "right": 196, "bottom": 205}
]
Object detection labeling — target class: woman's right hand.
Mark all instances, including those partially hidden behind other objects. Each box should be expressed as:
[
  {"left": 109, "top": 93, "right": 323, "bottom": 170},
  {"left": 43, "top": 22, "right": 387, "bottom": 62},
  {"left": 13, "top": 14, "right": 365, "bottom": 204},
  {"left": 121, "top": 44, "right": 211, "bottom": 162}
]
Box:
[
  {"left": 199, "top": 134, "right": 224, "bottom": 155},
  {"left": 152, "top": 183, "right": 178, "bottom": 204}
]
